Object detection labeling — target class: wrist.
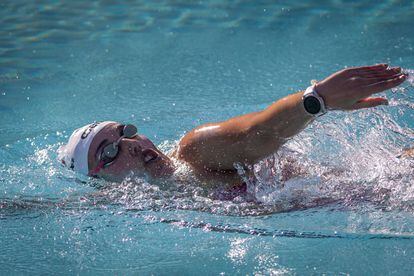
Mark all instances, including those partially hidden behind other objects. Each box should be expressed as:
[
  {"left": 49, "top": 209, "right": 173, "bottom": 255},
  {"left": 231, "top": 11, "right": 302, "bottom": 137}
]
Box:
[{"left": 302, "top": 84, "right": 327, "bottom": 116}]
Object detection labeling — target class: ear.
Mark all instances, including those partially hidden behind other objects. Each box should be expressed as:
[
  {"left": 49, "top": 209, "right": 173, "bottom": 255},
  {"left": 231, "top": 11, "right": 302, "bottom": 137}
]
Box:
[{"left": 142, "top": 148, "right": 159, "bottom": 163}]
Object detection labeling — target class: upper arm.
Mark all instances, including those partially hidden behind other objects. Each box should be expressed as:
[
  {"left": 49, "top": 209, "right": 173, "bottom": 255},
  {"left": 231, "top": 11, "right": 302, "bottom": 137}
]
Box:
[
  {"left": 177, "top": 112, "right": 283, "bottom": 171},
  {"left": 177, "top": 122, "right": 247, "bottom": 171}
]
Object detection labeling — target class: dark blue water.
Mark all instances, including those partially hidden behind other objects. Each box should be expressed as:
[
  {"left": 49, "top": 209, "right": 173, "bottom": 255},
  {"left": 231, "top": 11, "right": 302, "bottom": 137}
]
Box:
[{"left": 1, "top": 0, "right": 414, "bottom": 274}]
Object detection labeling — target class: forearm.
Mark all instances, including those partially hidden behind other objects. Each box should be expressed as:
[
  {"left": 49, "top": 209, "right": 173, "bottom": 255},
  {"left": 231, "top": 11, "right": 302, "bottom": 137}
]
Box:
[
  {"left": 235, "top": 91, "right": 314, "bottom": 163},
  {"left": 251, "top": 91, "right": 314, "bottom": 141}
]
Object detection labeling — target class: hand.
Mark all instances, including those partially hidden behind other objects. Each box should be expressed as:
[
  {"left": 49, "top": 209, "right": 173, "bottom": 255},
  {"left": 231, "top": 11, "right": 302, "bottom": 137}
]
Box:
[{"left": 315, "top": 64, "right": 408, "bottom": 110}]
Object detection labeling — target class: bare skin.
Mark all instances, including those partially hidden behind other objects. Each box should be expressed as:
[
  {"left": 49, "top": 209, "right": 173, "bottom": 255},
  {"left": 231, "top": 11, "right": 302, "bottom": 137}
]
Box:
[{"left": 87, "top": 64, "right": 408, "bottom": 186}]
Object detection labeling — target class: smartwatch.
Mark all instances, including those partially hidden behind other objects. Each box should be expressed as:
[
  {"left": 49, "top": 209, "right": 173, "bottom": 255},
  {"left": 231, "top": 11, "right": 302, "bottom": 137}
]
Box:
[{"left": 302, "top": 84, "right": 327, "bottom": 116}]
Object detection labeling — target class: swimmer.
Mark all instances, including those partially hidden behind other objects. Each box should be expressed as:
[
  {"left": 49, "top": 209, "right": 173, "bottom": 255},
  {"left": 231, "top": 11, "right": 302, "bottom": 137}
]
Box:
[{"left": 58, "top": 64, "right": 408, "bottom": 189}]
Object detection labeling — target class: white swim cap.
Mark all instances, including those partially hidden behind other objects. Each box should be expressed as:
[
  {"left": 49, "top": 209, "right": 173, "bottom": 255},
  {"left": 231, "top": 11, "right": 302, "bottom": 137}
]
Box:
[{"left": 58, "top": 121, "right": 116, "bottom": 175}]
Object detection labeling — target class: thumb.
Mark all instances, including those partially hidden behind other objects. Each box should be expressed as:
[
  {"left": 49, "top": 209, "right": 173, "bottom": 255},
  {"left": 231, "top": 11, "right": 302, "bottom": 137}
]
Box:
[{"left": 351, "top": 97, "right": 388, "bottom": 110}]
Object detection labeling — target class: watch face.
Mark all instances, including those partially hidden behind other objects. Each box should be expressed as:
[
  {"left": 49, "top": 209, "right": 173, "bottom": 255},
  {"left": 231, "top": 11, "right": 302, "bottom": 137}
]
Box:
[{"left": 304, "top": 96, "right": 321, "bottom": 114}]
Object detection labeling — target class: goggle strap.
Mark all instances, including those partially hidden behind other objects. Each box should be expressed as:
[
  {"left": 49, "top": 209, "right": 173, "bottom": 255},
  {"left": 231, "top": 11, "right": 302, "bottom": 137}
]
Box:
[{"left": 89, "top": 160, "right": 105, "bottom": 176}]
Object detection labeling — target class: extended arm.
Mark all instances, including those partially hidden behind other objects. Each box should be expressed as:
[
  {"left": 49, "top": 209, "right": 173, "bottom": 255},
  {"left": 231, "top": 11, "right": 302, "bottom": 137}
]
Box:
[{"left": 177, "top": 64, "right": 407, "bottom": 171}]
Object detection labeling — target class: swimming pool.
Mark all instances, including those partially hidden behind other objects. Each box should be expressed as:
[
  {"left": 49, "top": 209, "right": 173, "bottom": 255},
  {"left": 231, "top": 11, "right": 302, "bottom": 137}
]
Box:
[{"left": 1, "top": 0, "right": 414, "bottom": 274}]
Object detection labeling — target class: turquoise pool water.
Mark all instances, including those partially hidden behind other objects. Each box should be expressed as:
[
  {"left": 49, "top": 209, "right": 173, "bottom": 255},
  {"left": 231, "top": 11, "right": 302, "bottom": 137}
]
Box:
[{"left": 1, "top": 0, "right": 414, "bottom": 274}]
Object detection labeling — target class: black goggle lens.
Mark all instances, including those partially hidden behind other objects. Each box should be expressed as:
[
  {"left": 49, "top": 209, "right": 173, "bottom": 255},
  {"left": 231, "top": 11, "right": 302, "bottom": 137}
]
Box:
[
  {"left": 123, "top": 124, "right": 137, "bottom": 138},
  {"left": 103, "top": 144, "right": 118, "bottom": 159},
  {"left": 99, "top": 124, "right": 138, "bottom": 166}
]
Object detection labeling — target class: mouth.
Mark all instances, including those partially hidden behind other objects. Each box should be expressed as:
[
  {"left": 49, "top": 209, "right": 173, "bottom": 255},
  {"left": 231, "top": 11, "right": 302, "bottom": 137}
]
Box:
[
  {"left": 142, "top": 148, "right": 159, "bottom": 164},
  {"left": 144, "top": 153, "right": 158, "bottom": 163}
]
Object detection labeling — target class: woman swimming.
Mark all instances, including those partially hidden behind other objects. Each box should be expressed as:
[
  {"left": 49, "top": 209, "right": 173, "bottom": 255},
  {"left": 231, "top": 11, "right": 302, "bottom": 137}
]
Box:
[{"left": 58, "top": 64, "right": 408, "bottom": 192}]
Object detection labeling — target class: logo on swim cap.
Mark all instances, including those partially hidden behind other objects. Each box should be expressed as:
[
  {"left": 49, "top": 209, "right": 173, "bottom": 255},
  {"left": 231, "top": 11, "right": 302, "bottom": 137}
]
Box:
[{"left": 81, "top": 122, "right": 100, "bottom": 139}]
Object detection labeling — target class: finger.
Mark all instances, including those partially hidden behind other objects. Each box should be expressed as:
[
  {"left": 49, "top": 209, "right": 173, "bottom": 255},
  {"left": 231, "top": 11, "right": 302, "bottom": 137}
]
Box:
[
  {"left": 360, "top": 67, "right": 401, "bottom": 77},
  {"left": 362, "top": 72, "right": 402, "bottom": 80},
  {"left": 361, "top": 74, "right": 407, "bottom": 96},
  {"left": 347, "top": 64, "right": 388, "bottom": 74},
  {"left": 351, "top": 97, "right": 388, "bottom": 110},
  {"left": 359, "top": 72, "right": 404, "bottom": 84},
  {"left": 348, "top": 67, "right": 388, "bottom": 78},
  {"left": 351, "top": 64, "right": 388, "bottom": 71}
]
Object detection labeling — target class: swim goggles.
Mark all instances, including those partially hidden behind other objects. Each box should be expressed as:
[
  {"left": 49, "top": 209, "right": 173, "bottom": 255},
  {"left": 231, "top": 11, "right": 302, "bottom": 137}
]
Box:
[{"left": 89, "top": 124, "right": 138, "bottom": 175}]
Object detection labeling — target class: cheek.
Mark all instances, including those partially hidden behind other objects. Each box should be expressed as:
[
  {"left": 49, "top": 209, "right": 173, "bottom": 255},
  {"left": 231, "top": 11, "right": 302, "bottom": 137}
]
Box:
[{"left": 101, "top": 152, "right": 145, "bottom": 175}]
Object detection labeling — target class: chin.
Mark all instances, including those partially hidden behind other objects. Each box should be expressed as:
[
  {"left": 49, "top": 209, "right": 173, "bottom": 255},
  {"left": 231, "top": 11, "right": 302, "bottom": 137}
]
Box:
[
  {"left": 145, "top": 157, "right": 175, "bottom": 178},
  {"left": 97, "top": 162, "right": 174, "bottom": 182},
  {"left": 149, "top": 164, "right": 175, "bottom": 178},
  {"left": 98, "top": 170, "right": 143, "bottom": 183}
]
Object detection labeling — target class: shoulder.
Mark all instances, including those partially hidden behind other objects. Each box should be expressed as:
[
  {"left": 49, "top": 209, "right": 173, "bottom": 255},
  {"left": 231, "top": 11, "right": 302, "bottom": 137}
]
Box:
[{"left": 175, "top": 123, "right": 226, "bottom": 169}]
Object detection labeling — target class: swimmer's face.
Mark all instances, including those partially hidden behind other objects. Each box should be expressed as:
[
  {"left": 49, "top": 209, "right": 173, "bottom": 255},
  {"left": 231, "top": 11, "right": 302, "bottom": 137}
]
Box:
[{"left": 88, "top": 122, "right": 174, "bottom": 181}]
